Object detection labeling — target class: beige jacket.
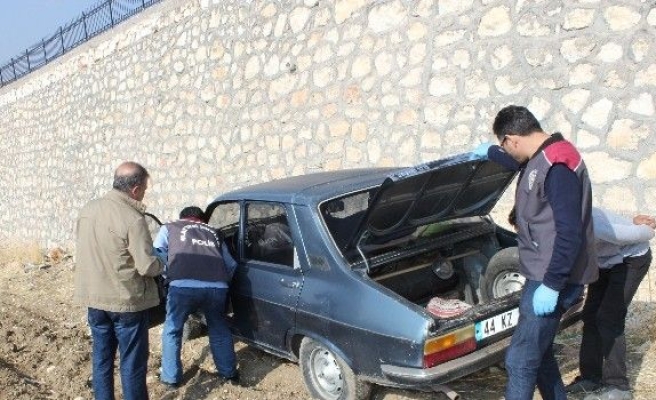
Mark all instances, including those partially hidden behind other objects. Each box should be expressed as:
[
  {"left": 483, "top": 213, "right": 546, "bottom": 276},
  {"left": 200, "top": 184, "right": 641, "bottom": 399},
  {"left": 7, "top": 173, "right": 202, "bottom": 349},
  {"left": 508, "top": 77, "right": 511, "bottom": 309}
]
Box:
[{"left": 75, "top": 189, "right": 163, "bottom": 312}]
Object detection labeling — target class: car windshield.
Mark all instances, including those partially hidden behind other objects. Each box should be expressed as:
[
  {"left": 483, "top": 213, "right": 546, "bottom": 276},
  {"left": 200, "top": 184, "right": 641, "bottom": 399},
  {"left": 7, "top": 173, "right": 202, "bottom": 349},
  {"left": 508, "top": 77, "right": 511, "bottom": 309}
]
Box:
[{"left": 321, "top": 190, "right": 488, "bottom": 263}]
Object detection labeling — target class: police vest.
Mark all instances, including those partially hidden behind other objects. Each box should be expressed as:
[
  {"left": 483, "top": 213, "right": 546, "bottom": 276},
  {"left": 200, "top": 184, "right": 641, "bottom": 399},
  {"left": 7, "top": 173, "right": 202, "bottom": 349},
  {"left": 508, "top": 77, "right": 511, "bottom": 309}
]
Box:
[
  {"left": 514, "top": 134, "right": 598, "bottom": 285},
  {"left": 166, "top": 220, "right": 228, "bottom": 283}
]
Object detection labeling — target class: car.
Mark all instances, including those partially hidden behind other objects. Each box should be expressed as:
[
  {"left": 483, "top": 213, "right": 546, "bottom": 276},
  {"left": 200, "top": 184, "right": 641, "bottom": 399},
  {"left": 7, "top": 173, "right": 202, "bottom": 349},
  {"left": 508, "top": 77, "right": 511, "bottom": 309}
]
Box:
[{"left": 147, "top": 152, "right": 584, "bottom": 400}]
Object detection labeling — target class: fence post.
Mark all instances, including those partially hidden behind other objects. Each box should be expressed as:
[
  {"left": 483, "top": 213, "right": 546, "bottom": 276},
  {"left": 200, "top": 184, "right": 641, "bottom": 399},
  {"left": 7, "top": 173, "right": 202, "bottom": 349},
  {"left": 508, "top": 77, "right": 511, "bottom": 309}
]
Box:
[
  {"left": 11, "top": 58, "right": 16, "bottom": 80},
  {"left": 42, "top": 39, "right": 47, "bottom": 63},
  {"left": 26, "top": 49, "right": 30, "bottom": 70},
  {"left": 60, "top": 27, "right": 65, "bottom": 54},
  {"left": 82, "top": 12, "right": 89, "bottom": 39},
  {"left": 142, "top": 0, "right": 145, "bottom": 8},
  {"left": 109, "top": 0, "right": 115, "bottom": 26}
]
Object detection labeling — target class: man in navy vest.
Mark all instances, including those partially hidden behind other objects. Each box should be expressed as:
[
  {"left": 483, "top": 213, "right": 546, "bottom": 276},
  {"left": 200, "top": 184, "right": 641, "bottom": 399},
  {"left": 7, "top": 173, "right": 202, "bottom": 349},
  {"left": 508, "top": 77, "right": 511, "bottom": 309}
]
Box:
[
  {"left": 478, "top": 105, "right": 598, "bottom": 400},
  {"left": 153, "top": 206, "right": 239, "bottom": 388}
]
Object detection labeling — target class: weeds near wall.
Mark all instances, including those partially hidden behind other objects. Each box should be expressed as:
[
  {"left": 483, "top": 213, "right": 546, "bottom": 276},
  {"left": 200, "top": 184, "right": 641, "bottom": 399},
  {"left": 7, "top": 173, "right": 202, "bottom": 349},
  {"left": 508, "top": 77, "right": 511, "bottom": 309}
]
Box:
[{"left": 0, "top": 241, "right": 44, "bottom": 265}]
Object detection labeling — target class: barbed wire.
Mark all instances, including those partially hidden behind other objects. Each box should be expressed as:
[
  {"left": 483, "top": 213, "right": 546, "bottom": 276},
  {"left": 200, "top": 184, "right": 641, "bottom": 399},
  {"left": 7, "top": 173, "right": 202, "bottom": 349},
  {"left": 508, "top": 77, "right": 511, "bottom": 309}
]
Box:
[{"left": 0, "top": 0, "right": 162, "bottom": 88}]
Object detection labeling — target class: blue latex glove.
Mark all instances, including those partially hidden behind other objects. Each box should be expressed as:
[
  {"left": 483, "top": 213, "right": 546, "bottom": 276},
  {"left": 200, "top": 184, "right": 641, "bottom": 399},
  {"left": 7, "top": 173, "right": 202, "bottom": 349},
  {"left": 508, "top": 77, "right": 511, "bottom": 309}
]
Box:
[
  {"left": 532, "top": 284, "right": 559, "bottom": 316},
  {"left": 469, "top": 142, "right": 493, "bottom": 160}
]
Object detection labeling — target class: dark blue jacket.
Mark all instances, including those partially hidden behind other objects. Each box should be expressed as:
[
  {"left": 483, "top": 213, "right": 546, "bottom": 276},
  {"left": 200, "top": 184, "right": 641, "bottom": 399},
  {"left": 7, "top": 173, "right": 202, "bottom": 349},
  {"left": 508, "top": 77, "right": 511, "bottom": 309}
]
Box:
[{"left": 489, "top": 134, "right": 598, "bottom": 290}]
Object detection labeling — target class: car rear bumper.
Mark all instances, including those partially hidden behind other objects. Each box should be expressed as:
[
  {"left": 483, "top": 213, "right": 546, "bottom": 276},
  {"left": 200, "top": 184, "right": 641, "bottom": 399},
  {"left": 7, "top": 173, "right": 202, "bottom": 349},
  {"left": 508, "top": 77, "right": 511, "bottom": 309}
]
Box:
[{"left": 380, "top": 300, "right": 583, "bottom": 386}]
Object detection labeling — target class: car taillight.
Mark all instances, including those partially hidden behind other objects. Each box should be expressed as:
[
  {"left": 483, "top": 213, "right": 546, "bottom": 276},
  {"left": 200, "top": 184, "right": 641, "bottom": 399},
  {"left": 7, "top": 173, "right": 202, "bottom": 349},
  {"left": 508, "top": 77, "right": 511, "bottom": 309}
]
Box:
[{"left": 423, "top": 325, "right": 476, "bottom": 368}]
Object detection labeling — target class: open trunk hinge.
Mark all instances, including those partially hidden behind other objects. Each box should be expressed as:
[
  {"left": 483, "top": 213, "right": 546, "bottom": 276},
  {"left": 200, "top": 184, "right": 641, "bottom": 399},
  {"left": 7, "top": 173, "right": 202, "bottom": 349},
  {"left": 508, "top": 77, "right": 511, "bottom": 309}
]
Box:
[{"left": 355, "top": 231, "right": 371, "bottom": 274}]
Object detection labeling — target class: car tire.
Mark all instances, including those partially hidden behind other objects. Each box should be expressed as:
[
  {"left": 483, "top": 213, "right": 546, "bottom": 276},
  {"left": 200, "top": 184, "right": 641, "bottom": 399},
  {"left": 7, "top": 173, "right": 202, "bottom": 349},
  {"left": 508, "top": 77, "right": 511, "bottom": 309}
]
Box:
[
  {"left": 299, "top": 337, "right": 372, "bottom": 400},
  {"left": 479, "top": 247, "right": 524, "bottom": 302}
]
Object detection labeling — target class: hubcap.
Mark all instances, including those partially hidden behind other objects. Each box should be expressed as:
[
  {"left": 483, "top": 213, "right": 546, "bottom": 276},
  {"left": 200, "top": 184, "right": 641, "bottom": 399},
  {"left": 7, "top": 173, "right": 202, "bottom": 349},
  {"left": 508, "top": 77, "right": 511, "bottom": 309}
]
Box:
[
  {"left": 310, "top": 347, "right": 344, "bottom": 399},
  {"left": 493, "top": 271, "right": 525, "bottom": 298}
]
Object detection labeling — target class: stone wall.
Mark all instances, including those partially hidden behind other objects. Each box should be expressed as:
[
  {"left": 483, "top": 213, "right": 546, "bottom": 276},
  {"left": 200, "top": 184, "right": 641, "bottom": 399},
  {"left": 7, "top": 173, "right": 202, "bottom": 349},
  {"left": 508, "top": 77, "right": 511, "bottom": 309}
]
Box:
[{"left": 1, "top": 0, "right": 655, "bottom": 250}]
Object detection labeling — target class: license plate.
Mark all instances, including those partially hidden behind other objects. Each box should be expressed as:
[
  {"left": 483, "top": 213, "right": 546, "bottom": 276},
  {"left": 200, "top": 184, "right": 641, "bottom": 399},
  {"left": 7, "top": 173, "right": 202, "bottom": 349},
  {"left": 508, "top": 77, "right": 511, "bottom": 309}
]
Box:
[{"left": 475, "top": 308, "right": 519, "bottom": 341}]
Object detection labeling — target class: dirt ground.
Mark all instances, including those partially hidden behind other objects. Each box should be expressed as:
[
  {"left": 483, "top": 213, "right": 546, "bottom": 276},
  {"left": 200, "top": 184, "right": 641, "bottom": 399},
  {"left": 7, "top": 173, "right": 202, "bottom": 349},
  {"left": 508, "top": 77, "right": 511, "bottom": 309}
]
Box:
[{"left": 2, "top": 255, "right": 656, "bottom": 400}]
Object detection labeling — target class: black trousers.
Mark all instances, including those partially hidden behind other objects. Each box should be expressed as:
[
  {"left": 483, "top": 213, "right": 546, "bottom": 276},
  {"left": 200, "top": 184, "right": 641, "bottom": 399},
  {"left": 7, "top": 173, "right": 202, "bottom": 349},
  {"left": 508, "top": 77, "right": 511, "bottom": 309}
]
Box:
[{"left": 579, "top": 249, "right": 651, "bottom": 390}]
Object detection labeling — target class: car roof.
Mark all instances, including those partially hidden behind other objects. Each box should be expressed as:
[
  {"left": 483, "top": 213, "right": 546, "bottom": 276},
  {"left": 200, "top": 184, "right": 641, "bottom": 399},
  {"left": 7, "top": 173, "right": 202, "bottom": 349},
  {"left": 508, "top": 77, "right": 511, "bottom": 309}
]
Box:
[{"left": 212, "top": 167, "right": 401, "bottom": 205}]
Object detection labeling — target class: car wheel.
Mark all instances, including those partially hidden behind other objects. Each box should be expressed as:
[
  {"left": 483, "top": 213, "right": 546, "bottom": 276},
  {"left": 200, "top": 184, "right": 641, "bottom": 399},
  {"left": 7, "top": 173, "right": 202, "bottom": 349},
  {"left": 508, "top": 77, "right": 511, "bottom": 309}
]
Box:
[
  {"left": 479, "top": 247, "right": 524, "bottom": 302},
  {"left": 299, "top": 337, "right": 372, "bottom": 400}
]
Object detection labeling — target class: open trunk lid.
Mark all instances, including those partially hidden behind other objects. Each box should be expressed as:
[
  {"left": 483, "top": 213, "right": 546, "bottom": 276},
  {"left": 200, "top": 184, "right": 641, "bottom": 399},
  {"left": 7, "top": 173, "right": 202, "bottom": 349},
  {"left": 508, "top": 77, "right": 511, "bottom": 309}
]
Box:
[{"left": 345, "top": 154, "right": 517, "bottom": 259}]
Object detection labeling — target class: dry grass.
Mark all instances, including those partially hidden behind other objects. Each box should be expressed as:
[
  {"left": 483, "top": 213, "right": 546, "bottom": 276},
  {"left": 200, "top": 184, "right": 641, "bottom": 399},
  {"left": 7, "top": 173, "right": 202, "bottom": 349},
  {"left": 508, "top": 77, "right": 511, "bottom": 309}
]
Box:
[{"left": 0, "top": 240, "right": 44, "bottom": 265}]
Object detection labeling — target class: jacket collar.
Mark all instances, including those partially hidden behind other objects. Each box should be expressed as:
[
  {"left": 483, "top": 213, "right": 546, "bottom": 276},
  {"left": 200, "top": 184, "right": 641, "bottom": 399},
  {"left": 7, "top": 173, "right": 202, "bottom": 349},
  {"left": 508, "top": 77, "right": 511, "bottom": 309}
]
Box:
[
  {"left": 533, "top": 132, "right": 564, "bottom": 156},
  {"left": 105, "top": 189, "right": 147, "bottom": 213}
]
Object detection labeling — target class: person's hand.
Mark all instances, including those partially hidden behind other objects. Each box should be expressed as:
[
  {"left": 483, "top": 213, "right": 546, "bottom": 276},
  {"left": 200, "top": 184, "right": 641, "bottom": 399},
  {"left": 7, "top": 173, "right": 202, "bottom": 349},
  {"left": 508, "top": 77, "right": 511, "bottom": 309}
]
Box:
[
  {"left": 633, "top": 214, "right": 656, "bottom": 229},
  {"left": 532, "top": 284, "right": 559, "bottom": 316},
  {"left": 153, "top": 247, "right": 167, "bottom": 266},
  {"left": 469, "top": 142, "right": 493, "bottom": 160}
]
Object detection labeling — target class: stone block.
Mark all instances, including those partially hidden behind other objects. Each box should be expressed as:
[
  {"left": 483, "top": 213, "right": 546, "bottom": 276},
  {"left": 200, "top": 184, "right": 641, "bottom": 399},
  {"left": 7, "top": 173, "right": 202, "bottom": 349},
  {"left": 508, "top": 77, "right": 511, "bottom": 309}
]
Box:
[{"left": 478, "top": 6, "right": 511, "bottom": 37}]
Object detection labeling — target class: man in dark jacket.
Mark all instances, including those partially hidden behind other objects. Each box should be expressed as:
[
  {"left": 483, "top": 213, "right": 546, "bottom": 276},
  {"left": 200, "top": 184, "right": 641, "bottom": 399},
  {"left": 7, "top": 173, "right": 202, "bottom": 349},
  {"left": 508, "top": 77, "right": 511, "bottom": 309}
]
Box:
[
  {"left": 485, "top": 105, "right": 598, "bottom": 400},
  {"left": 154, "top": 206, "right": 239, "bottom": 388}
]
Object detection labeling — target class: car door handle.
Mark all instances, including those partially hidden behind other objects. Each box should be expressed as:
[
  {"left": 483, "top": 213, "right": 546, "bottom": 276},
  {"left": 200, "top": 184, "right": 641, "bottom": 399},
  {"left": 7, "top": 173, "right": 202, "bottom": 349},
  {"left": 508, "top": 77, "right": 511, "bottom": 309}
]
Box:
[{"left": 279, "top": 278, "right": 300, "bottom": 289}]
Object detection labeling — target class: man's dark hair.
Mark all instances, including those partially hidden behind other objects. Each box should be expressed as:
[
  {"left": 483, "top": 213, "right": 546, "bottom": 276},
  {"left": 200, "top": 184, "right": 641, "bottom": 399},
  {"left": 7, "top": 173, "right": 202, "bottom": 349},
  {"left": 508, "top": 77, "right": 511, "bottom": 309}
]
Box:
[
  {"left": 180, "top": 206, "right": 206, "bottom": 222},
  {"left": 493, "top": 105, "right": 543, "bottom": 141},
  {"left": 112, "top": 162, "right": 149, "bottom": 193}
]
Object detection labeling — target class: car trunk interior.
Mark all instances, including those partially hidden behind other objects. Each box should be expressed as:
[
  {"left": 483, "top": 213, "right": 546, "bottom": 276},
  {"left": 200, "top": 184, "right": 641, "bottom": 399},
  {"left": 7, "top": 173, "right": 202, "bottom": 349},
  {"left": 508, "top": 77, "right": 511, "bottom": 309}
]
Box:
[{"left": 360, "top": 219, "right": 519, "bottom": 318}]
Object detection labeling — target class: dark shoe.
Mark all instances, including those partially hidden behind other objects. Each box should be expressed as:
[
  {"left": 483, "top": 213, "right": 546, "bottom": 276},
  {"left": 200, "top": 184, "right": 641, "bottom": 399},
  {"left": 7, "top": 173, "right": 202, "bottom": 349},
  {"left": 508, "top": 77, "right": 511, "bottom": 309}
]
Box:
[
  {"left": 565, "top": 376, "right": 602, "bottom": 393},
  {"left": 583, "top": 387, "right": 632, "bottom": 400},
  {"left": 219, "top": 371, "right": 240, "bottom": 385},
  {"left": 160, "top": 380, "right": 179, "bottom": 390}
]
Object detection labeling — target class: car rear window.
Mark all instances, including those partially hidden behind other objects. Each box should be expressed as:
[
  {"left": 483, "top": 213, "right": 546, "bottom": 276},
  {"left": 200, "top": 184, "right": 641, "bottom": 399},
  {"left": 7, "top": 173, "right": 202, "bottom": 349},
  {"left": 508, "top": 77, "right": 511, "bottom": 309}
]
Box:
[{"left": 321, "top": 190, "right": 372, "bottom": 250}]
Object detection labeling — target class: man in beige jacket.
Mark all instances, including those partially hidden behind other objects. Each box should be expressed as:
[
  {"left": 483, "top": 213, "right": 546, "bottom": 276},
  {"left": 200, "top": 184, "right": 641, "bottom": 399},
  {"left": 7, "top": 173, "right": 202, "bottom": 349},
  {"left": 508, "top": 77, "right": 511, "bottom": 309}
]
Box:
[{"left": 75, "top": 161, "right": 163, "bottom": 400}]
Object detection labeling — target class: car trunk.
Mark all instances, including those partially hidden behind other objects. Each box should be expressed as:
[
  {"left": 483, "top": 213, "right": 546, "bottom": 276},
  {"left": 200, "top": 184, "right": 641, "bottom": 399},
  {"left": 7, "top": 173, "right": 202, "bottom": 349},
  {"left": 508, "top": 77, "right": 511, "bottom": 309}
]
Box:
[
  {"left": 321, "top": 155, "right": 520, "bottom": 322},
  {"left": 359, "top": 217, "right": 519, "bottom": 313}
]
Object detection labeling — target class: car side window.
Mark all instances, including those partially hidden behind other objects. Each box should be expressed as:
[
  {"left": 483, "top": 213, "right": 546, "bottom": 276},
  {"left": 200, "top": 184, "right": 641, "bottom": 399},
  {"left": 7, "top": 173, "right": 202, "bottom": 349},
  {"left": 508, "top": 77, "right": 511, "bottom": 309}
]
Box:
[
  {"left": 245, "top": 202, "right": 294, "bottom": 267},
  {"left": 206, "top": 202, "right": 240, "bottom": 257}
]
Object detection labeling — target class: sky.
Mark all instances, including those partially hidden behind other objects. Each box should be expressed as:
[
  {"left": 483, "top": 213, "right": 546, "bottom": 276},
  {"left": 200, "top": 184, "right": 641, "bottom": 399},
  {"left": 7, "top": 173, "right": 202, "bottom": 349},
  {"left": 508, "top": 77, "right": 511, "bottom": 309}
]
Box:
[{"left": 0, "top": 0, "right": 99, "bottom": 66}]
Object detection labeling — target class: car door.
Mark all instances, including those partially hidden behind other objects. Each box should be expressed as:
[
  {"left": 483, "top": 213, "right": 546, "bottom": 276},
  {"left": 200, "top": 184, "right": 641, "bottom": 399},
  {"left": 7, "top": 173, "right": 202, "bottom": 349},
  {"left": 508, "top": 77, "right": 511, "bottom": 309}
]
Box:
[{"left": 207, "top": 200, "right": 303, "bottom": 353}]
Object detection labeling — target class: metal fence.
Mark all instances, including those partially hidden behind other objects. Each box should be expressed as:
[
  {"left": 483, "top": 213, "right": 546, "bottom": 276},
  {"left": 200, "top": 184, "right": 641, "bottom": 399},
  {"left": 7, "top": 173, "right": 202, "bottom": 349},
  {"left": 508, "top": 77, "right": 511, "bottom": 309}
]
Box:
[{"left": 0, "top": 0, "right": 162, "bottom": 88}]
